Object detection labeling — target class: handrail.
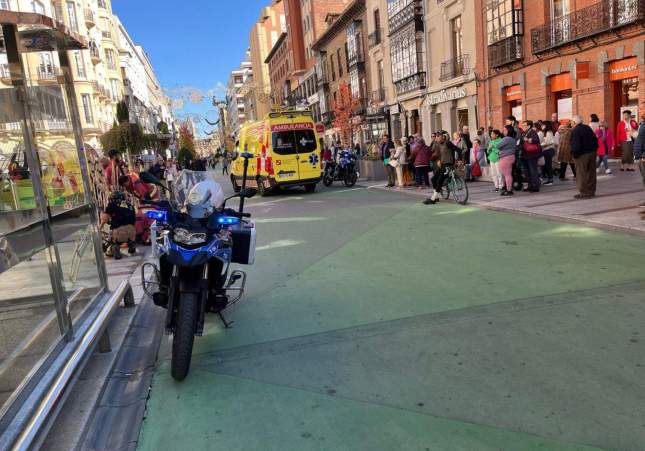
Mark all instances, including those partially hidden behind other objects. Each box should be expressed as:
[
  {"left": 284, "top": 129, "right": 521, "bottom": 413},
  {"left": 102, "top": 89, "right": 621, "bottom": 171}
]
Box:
[{"left": 1, "top": 280, "right": 134, "bottom": 451}]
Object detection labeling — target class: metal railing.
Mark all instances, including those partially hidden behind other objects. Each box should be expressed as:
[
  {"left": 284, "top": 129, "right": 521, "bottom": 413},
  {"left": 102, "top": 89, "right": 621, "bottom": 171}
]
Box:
[
  {"left": 531, "top": 0, "right": 645, "bottom": 54},
  {"left": 368, "top": 28, "right": 382, "bottom": 48},
  {"left": 488, "top": 35, "right": 523, "bottom": 68},
  {"left": 394, "top": 71, "right": 426, "bottom": 95},
  {"left": 36, "top": 66, "right": 60, "bottom": 81},
  {"left": 348, "top": 41, "right": 365, "bottom": 67},
  {"left": 439, "top": 54, "right": 470, "bottom": 81},
  {"left": 388, "top": 0, "right": 423, "bottom": 35}
]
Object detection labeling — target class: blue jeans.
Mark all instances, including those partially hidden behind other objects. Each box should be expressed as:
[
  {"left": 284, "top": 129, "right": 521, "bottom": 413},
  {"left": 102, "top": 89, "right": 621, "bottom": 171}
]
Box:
[{"left": 597, "top": 155, "right": 609, "bottom": 170}]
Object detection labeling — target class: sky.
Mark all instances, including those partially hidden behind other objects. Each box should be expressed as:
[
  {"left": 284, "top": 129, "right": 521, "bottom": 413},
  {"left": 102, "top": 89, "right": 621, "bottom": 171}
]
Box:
[{"left": 112, "top": 0, "right": 268, "bottom": 137}]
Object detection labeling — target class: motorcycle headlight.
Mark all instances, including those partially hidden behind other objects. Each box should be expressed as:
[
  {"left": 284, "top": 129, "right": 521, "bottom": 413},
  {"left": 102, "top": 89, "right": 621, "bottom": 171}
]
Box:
[
  {"left": 187, "top": 191, "right": 204, "bottom": 206},
  {"left": 173, "top": 228, "right": 207, "bottom": 245}
]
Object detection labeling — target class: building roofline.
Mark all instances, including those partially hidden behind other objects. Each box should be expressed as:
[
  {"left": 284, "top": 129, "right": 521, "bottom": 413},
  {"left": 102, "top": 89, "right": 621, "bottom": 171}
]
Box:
[
  {"left": 311, "top": 0, "right": 365, "bottom": 51},
  {"left": 264, "top": 31, "right": 287, "bottom": 64}
]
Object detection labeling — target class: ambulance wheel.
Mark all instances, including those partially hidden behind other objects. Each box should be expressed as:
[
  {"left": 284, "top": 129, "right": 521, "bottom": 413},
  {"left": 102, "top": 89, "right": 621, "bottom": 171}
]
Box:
[
  {"left": 231, "top": 177, "right": 241, "bottom": 193},
  {"left": 304, "top": 183, "right": 317, "bottom": 193}
]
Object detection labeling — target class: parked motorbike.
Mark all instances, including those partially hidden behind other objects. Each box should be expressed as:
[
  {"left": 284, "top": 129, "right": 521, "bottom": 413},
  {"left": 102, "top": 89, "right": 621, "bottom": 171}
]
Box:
[
  {"left": 140, "top": 153, "right": 257, "bottom": 381},
  {"left": 322, "top": 150, "right": 358, "bottom": 187}
]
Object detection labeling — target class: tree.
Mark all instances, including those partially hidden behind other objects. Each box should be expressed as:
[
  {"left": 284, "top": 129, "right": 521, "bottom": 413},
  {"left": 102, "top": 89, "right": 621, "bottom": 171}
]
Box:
[
  {"left": 331, "top": 83, "right": 362, "bottom": 147},
  {"left": 157, "top": 121, "right": 170, "bottom": 135},
  {"left": 178, "top": 122, "right": 196, "bottom": 154},
  {"left": 116, "top": 101, "right": 130, "bottom": 124}
]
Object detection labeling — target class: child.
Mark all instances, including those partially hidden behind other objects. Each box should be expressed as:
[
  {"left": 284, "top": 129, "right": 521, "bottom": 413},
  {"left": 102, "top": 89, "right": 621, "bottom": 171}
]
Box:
[
  {"left": 100, "top": 191, "right": 136, "bottom": 260},
  {"left": 487, "top": 129, "right": 503, "bottom": 191}
]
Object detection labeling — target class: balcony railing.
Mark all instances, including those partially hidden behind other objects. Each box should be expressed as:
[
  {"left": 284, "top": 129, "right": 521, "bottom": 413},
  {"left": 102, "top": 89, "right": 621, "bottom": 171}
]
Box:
[
  {"left": 34, "top": 119, "right": 72, "bottom": 132},
  {"left": 316, "top": 63, "right": 329, "bottom": 85},
  {"left": 368, "top": 28, "right": 382, "bottom": 48},
  {"left": 388, "top": 0, "right": 423, "bottom": 35},
  {"left": 37, "top": 66, "right": 60, "bottom": 81},
  {"left": 488, "top": 35, "right": 523, "bottom": 69},
  {"left": 0, "top": 64, "right": 10, "bottom": 79},
  {"left": 531, "top": 0, "right": 645, "bottom": 54},
  {"left": 89, "top": 43, "right": 101, "bottom": 63},
  {"left": 394, "top": 71, "right": 426, "bottom": 95},
  {"left": 439, "top": 54, "right": 471, "bottom": 81},
  {"left": 371, "top": 88, "right": 386, "bottom": 102}
]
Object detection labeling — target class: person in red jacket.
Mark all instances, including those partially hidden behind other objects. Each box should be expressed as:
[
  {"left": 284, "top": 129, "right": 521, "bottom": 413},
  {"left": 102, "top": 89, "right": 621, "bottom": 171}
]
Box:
[
  {"left": 119, "top": 173, "right": 160, "bottom": 201},
  {"left": 595, "top": 122, "right": 614, "bottom": 175},
  {"left": 617, "top": 110, "right": 638, "bottom": 171}
]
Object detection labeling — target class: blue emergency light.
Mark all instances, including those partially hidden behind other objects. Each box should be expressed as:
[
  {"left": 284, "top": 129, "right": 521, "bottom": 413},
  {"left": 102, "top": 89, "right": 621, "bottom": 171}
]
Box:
[
  {"left": 146, "top": 210, "right": 167, "bottom": 222},
  {"left": 216, "top": 216, "right": 240, "bottom": 226}
]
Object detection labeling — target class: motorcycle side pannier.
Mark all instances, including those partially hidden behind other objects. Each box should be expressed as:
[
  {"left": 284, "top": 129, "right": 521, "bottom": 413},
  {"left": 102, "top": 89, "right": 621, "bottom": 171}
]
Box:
[{"left": 231, "top": 221, "right": 256, "bottom": 265}]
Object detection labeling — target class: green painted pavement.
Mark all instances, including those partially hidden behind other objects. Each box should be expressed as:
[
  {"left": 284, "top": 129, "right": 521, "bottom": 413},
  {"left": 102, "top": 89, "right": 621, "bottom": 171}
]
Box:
[
  {"left": 139, "top": 370, "right": 603, "bottom": 451},
  {"left": 139, "top": 189, "right": 645, "bottom": 450}
]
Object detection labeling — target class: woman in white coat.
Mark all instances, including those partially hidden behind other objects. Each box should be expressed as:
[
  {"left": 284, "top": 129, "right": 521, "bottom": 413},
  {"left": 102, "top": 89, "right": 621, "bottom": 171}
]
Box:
[{"left": 392, "top": 139, "right": 406, "bottom": 188}]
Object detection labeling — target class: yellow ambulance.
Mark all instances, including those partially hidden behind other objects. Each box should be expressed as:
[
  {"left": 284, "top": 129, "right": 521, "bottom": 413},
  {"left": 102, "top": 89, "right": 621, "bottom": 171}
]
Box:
[{"left": 230, "top": 109, "right": 322, "bottom": 196}]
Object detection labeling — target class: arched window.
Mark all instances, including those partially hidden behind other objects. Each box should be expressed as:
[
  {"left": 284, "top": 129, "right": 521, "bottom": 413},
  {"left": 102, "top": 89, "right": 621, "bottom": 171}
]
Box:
[{"left": 30, "top": 0, "right": 45, "bottom": 14}]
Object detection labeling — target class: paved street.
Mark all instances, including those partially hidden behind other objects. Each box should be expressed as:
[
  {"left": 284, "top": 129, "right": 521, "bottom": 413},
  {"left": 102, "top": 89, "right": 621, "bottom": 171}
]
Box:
[{"left": 136, "top": 173, "right": 645, "bottom": 451}]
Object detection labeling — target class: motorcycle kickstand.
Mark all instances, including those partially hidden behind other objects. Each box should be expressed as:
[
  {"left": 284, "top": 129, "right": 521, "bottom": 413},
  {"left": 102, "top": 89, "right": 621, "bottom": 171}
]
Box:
[{"left": 218, "top": 312, "right": 234, "bottom": 329}]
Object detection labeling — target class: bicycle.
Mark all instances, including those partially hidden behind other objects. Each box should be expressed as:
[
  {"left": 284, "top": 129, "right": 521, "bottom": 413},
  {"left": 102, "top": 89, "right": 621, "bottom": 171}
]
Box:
[{"left": 440, "top": 166, "right": 469, "bottom": 205}]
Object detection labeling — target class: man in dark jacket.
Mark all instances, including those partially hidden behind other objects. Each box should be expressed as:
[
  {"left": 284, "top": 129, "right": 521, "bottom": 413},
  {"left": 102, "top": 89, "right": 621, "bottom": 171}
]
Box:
[
  {"left": 570, "top": 115, "right": 599, "bottom": 199},
  {"left": 379, "top": 134, "right": 395, "bottom": 187},
  {"left": 634, "top": 113, "right": 645, "bottom": 216}
]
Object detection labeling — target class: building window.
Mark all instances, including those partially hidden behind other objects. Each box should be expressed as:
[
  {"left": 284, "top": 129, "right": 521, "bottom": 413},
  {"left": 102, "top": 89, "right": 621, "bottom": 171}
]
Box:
[
  {"left": 0, "top": 0, "right": 10, "bottom": 10},
  {"left": 66, "top": 1, "right": 78, "bottom": 31},
  {"left": 105, "top": 49, "right": 116, "bottom": 70},
  {"left": 390, "top": 30, "right": 419, "bottom": 82},
  {"left": 74, "top": 51, "right": 85, "bottom": 78},
  {"left": 30, "top": 0, "right": 44, "bottom": 14},
  {"left": 485, "top": 0, "right": 523, "bottom": 45},
  {"left": 98, "top": 0, "right": 106, "bottom": 8},
  {"left": 337, "top": 49, "right": 343, "bottom": 77},
  {"left": 377, "top": 59, "right": 384, "bottom": 93},
  {"left": 81, "top": 93, "right": 93, "bottom": 124},
  {"left": 451, "top": 16, "right": 463, "bottom": 58},
  {"left": 110, "top": 79, "right": 119, "bottom": 100},
  {"left": 330, "top": 54, "right": 336, "bottom": 81}
]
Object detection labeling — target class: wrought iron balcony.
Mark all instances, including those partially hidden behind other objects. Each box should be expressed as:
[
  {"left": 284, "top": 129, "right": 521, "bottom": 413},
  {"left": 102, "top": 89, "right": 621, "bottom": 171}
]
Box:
[
  {"left": 531, "top": 0, "right": 645, "bottom": 54},
  {"left": 388, "top": 0, "right": 424, "bottom": 35},
  {"left": 488, "top": 35, "right": 523, "bottom": 69},
  {"left": 37, "top": 66, "right": 61, "bottom": 81},
  {"left": 371, "top": 88, "right": 386, "bottom": 103},
  {"left": 394, "top": 71, "right": 426, "bottom": 95},
  {"left": 316, "top": 62, "right": 329, "bottom": 85},
  {"left": 439, "top": 54, "right": 471, "bottom": 81},
  {"left": 368, "top": 28, "right": 382, "bottom": 48}
]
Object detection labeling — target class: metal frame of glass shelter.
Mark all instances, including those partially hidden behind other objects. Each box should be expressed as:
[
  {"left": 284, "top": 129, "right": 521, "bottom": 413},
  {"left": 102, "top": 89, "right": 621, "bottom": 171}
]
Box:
[{"left": 0, "top": 10, "right": 124, "bottom": 449}]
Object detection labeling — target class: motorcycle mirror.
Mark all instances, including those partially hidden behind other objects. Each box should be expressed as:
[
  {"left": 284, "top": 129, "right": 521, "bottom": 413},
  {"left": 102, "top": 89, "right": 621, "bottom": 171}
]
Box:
[{"left": 241, "top": 188, "right": 257, "bottom": 199}]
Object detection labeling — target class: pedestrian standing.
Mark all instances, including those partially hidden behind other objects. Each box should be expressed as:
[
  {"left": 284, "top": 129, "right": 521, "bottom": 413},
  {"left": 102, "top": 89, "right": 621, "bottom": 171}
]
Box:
[
  {"left": 380, "top": 134, "right": 395, "bottom": 187},
  {"left": 556, "top": 122, "right": 576, "bottom": 180},
  {"left": 401, "top": 137, "right": 413, "bottom": 186},
  {"left": 222, "top": 156, "right": 230, "bottom": 175},
  {"left": 595, "top": 122, "right": 614, "bottom": 175},
  {"left": 498, "top": 125, "right": 517, "bottom": 196},
  {"left": 392, "top": 139, "right": 406, "bottom": 188},
  {"left": 521, "top": 120, "right": 542, "bottom": 192},
  {"left": 617, "top": 110, "right": 638, "bottom": 171},
  {"left": 541, "top": 120, "right": 556, "bottom": 186},
  {"left": 570, "top": 115, "right": 599, "bottom": 199},
  {"left": 477, "top": 127, "right": 490, "bottom": 153},
  {"left": 410, "top": 137, "right": 432, "bottom": 189},
  {"left": 487, "top": 129, "right": 503, "bottom": 192},
  {"left": 165, "top": 159, "right": 178, "bottom": 193},
  {"left": 633, "top": 113, "right": 645, "bottom": 217},
  {"left": 589, "top": 114, "right": 600, "bottom": 132}
]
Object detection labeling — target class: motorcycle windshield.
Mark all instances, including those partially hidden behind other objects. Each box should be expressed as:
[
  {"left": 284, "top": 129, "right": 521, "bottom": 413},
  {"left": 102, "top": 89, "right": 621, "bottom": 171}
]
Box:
[{"left": 173, "top": 170, "right": 219, "bottom": 207}]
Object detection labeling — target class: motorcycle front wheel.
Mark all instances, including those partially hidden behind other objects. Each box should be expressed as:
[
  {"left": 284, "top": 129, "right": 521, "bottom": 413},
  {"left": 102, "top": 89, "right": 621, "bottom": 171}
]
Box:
[
  {"left": 344, "top": 171, "right": 357, "bottom": 187},
  {"left": 323, "top": 173, "right": 334, "bottom": 186},
  {"left": 171, "top": 291, "right": 198, "bottom": 381}
]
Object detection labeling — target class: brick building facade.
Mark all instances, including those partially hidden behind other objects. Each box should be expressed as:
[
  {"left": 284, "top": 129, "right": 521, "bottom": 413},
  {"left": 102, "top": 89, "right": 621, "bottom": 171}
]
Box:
[
  {"left": 265, "top": 32, "right": 290, "bottom": 105},
  {"left": 476, "top": 0, "right": 645, "bottom": 149}
]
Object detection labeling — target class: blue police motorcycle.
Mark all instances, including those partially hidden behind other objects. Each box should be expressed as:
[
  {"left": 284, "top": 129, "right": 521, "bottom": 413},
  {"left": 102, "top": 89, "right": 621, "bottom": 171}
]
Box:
[
  {"left": 140, "top": 154, "right": 257, "bottom": 381},
  {"left": 322, "top": 149, "right": 358, "bottom": 187}
]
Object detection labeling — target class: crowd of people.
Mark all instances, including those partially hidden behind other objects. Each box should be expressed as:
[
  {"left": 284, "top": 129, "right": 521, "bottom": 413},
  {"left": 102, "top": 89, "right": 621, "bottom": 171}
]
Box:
[{"left": 373, "top": 111, "right": 645, "bottom": 207}]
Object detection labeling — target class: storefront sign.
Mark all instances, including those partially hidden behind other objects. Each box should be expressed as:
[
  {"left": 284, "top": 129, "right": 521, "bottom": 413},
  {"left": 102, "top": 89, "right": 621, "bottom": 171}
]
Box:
[
  {"left": 609, "top": 57, "right": 639, "bottom": 82},
  {"left": 428, "top": 86, "right": 467, "bottom": 105},
  {"left": 550, "top": 73, "right": 573, "bottom": 92},
  {"left": 505, "top": 85, "right": 522, "bottom": 102}
]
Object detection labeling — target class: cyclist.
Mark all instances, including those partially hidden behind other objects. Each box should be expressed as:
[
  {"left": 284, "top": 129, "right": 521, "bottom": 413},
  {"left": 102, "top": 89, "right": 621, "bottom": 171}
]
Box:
[{"left": 424, "top": 131, "right": 460, "bottom": 205}]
